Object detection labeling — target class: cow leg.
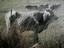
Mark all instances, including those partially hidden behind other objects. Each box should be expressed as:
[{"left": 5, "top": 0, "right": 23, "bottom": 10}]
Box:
[{"left": 33, "top": 31, "right": 39, "bottom": 44}]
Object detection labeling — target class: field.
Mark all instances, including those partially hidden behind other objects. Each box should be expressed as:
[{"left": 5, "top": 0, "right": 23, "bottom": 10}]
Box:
[{"left": 0, "top": 0, "right": 64, "bottom": 48}]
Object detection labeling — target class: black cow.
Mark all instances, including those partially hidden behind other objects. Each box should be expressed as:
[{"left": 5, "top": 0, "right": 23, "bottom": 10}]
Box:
[
  {"left": 19, "top": 10, "right": 57, "bottom": 43},
  {"left": 5, "top": 6, "right": 59, "bottom": 44}
]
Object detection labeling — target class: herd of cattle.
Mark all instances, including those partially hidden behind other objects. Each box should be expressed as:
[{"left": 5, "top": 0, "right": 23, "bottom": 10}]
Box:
[{"left": 5, "top": 4, "right": 61, "bottom": 43}]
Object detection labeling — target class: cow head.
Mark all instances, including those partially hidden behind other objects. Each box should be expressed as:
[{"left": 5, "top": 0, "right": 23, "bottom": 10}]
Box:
[
  {"left": 5, "top": 9, "right": 21, "bottom": 32},
  {"left": 9, "top": 9, "right": 21, "bottom": 26}
]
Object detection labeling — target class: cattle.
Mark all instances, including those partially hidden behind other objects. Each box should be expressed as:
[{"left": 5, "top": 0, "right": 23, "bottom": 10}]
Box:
[
  {"left": 5, "top": 4, "right": 59, "bottom": 43},
  {"left": 25, "top": 12, "right": 56, "bottom": 42}
]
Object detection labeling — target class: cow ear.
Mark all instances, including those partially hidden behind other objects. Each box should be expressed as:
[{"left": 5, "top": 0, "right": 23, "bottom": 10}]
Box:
[
  {"left": 11, "top": 9, "right": 12, "bottom": 16},
  {"left": 50, "top": 4, "right": 61, "bottom": 10},
  {"left": 16, "top": 12, "right": 21, "bottom": 18}
]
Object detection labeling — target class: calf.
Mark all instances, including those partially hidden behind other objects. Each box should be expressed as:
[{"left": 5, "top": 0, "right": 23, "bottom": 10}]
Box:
[
  {"left": 16, "top": 9, "right": 56, "bottom": 43},
  {"left": 5, "top": 8, "right": 57, "bottom": 44}
]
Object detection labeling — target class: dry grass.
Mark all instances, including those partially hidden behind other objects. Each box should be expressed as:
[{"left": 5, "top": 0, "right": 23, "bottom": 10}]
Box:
[{"left": 0, "top": 11, "right": 64, "bottom": 48}]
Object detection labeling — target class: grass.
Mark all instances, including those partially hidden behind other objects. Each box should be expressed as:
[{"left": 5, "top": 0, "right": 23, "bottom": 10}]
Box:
[
  {"left": 0, "top": 0, "right": 64, "bottom": 48},
  {"left": 0, "top": 13, "right": 5, "bottom": 32}
]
